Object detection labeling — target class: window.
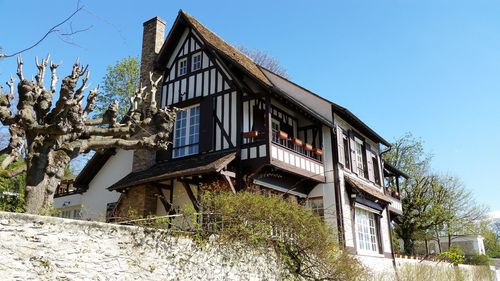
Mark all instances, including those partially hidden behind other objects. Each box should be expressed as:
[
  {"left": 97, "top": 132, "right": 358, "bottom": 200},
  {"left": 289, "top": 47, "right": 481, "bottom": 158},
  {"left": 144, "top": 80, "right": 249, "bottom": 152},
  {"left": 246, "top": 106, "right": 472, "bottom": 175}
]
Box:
[
  {"left": 173, "top": 105, "right": 200, "bottom": 158},
  {"left": 354, "top": 140, "right": 364, "bottom": 176},
  {"left": 178, "top": 58, "right": 188, "bottom": 76},
  {"left": 192, "top": 53, "right": 202, "bottom": 71},
  {"left": 306, "top": 198, "right": 324, "bottom": 219},
  {"left": 58, "top": 207, "right": 81, "bottom": 220},
  {"left": 343, "top": 135, "right": 350, "bottom": 170},
  {"left": 271, "top": 119, "right": 280, "bottom": 143},
  {"left": 355, "top": 207, "right": 379, "bottom": 253}
]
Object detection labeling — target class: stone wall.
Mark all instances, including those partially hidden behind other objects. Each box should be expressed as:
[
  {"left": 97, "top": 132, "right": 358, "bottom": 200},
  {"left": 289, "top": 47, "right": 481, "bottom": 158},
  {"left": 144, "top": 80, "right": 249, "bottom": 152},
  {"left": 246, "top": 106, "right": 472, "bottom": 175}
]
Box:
[{"left": 0, "top": 211, "right": 285, "bottom": 281}]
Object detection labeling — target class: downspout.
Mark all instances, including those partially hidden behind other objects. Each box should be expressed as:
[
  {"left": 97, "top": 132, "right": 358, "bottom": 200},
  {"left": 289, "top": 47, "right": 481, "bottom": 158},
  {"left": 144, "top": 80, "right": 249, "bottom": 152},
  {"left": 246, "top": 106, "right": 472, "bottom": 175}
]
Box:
[{"left": 331, "top": 114, "right": 346, "bottom": 248}]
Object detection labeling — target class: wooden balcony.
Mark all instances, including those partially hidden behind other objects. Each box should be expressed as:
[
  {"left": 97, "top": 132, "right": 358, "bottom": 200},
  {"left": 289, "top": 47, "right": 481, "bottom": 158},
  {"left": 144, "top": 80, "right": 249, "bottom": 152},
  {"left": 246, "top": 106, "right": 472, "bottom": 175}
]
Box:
[
  {"left": 54, "top": 179, "right": 83, "bottom": 198},
  {"left": 386, "top": 188, "right": 403, "bottom": 215},
  {"left": 270, "top": 132, "right": 325, "bottom": 182}
]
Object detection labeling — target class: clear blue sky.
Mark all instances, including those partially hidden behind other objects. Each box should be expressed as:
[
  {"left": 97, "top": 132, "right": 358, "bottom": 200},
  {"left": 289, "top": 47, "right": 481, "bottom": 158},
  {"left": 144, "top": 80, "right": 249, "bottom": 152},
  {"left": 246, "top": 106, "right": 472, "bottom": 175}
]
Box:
[{"left": 1, "top": 0, "right": 499, "bottom": 212}]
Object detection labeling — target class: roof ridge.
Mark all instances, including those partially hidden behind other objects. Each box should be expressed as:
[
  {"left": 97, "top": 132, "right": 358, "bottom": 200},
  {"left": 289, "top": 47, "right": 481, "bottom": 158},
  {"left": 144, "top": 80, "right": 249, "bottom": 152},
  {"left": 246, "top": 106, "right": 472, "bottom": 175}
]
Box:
[{"left": 178, "top": 11, "right": 272, "bottom": 87}]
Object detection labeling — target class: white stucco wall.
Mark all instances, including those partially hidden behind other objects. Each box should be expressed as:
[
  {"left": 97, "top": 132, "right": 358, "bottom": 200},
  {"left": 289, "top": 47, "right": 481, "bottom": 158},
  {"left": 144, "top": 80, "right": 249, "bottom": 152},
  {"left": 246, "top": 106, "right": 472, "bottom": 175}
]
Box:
[
  {"left": 308, "top": 125, "right": 337, "bottom": 229},
  {"left": 53, "top": 193, "right": 83, "bottom": 209},
  {"left": 80, "top": 149, "right": 134, "bottom": 221}
]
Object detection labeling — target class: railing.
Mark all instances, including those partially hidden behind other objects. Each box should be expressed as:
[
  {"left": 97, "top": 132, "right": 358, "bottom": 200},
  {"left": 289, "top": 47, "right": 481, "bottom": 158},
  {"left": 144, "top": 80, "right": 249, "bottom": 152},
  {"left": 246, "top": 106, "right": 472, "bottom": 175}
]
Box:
[
  {"left": 271, "top": 131, "right": 323, "bottom": 163},
  {"left": 385, "top": 187, "right": 401, "bottom": 200},
  {"left": 54, "top": 179, "right": 82, "bottom": 198}
]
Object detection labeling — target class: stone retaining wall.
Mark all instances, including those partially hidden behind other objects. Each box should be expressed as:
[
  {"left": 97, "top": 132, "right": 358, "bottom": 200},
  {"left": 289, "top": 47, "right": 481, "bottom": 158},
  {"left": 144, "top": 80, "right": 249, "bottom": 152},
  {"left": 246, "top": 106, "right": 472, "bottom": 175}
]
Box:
[{"left": 0, "top": 212, "right": 285, "bottom": 281}]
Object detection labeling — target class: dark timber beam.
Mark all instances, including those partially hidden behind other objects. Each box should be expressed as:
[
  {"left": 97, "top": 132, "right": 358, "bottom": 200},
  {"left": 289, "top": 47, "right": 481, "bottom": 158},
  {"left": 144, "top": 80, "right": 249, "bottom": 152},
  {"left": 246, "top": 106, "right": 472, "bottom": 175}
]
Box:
[{"left": 180, "top": 180, "right": 199, "bottom": 212}]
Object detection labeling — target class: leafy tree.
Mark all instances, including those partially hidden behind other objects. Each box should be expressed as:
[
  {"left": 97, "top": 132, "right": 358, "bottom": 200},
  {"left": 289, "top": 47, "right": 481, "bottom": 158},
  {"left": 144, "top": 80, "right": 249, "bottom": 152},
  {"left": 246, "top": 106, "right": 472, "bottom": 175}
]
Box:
[
  {"left": 0, "top": 154, "right": 25, "bottom": 212},
  {"left": 385, "top": 133, "right": 488, "bottom": 256},
  {"left": 432, "top": 175, "right": 488, "bottom": 249},
  {"left": 384, "top": 133, "right": 441, "bottom": 254},
  {"left": 95, "top": 57, "right": 140, "bottom": 119},
  {"left": 481, "top": 220, "right": 500, "bottom": 258}
]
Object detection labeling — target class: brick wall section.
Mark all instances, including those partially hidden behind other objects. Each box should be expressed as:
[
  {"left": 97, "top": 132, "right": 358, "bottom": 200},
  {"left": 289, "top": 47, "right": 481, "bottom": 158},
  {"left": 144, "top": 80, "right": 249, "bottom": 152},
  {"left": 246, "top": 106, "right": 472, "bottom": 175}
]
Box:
[
  {"left": 114, "top": 184, "right": 158, "bottom": 219},
  {"left": 132, "top": 17, "right": 166, "bottom": 172}
]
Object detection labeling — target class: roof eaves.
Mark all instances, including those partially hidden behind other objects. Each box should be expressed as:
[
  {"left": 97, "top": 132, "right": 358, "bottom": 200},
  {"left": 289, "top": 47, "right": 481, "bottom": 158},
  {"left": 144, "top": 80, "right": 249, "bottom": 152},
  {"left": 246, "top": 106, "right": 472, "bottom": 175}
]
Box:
[
  {"left": 331, "top": 103, "right": 391, "bottom": 147},
  {"left": 383, "top": 162, "right": 409, "bottom": 179},
  {"left": 269, "top": 85, "right": 333, "bottom": 127}
]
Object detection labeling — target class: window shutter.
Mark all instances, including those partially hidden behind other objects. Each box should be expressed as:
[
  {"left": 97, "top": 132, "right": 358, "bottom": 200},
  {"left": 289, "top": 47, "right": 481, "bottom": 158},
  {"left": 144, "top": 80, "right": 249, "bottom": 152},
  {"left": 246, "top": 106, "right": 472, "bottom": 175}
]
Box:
[
  {"left": 366, "top": 144, "right": 375, "bottom": 182},
  {"left": 199, "top": 97, "right": 213, "bottom": 153},
  {"left": 336, "top": 125, "right": 345, "bottom": 166},
  {"left": 349, "top": 131, "right": 358, "bottom": 175}
]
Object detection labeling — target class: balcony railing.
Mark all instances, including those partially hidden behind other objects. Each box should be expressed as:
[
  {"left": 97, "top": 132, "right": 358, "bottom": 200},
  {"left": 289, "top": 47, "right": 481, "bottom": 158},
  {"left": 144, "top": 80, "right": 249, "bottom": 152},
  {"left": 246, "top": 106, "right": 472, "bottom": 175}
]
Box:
[
  {"left": 271, "top": 130, "right": 323, "bottom": 163},
  {"left": 385, "top": 187, "right": 403, "bottom": 215},
  {"left": 54, "top": 179, "right": 82, "bottom": 198}
]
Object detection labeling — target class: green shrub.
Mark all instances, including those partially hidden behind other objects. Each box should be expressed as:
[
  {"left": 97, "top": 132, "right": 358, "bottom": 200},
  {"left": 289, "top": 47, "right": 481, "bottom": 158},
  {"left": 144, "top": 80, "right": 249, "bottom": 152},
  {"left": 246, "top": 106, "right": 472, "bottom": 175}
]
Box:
[
  {"left": 438, "top": 245, "right": 465, "bottom": 265},
  {"left": 465, "top": 254, "right": 490, "bottom": 266},
  {"left": 191, "top": 191, "right": 366, "bottom": 281}
]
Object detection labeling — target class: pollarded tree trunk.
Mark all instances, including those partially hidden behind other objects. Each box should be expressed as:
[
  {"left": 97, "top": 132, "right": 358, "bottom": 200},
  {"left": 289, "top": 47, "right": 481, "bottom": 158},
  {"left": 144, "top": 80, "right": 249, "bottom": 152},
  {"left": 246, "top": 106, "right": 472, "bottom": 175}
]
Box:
[
  {"left": 0, "top": 55, "right": 176, "bottom": 214},
  {"left": 24, "top": 148, "right": 71, "bottom": 213}
]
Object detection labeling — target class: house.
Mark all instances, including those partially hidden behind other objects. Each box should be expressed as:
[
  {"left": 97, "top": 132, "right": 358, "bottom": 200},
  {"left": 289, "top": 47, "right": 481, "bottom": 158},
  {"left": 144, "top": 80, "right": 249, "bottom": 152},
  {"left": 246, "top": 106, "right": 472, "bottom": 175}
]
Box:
[
  {"left": 410, "top": 235, "right": 486, "bottom": 256},
  {"left": 54, "top": 10, "right": 407, "bottom": 263}
]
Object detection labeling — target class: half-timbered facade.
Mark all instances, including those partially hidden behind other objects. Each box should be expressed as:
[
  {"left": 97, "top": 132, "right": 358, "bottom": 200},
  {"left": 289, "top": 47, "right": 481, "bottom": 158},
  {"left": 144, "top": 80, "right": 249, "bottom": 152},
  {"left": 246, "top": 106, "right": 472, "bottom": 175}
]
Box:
[{"left": 55, "top": 10, "right": 407, "bottom": 265}]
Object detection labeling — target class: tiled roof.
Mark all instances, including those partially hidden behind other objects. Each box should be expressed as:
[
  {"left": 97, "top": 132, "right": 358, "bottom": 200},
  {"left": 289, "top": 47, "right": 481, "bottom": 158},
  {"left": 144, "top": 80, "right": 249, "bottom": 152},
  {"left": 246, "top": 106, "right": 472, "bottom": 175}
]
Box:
[
  {"left": 175, "top": 11, "right": 272, "bottom": 87},
  {"left": 108, "top": 151, "right": 236, "bottom": 191},
  {"left": 344, "top": 173, "right": 392, "bottom": 203}
]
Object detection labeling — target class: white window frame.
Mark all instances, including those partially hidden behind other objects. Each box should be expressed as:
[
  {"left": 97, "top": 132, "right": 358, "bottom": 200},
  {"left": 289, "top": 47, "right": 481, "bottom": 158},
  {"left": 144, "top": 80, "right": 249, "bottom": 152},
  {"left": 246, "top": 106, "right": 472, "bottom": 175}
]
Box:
[
  {"left": 178, "top": 57, "right": 188, "bottom": 76},
  {"left": 173, "top": 104, "right": 200, "bottom": 158},
  {"left": 355, "top": 207, "right": 380, "bottom": 254},
  {"left": 58, "top": 206, "right": 81, "bottom": 220},
  {"left": 191, "top": 53, "right": 202, "bottom": 71},
  {"left": 305, "top": 197, "right": 324, "bottom": 219},
  {"left": 271, "top": 118, "right": 280, "bottom": 143}
]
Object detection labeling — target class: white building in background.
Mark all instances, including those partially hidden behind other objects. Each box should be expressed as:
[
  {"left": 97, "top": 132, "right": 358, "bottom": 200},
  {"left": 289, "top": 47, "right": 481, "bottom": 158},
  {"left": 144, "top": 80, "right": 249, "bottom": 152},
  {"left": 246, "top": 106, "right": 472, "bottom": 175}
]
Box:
[{"left": 53, "top": 150, "right": 133, "bottom": 221}]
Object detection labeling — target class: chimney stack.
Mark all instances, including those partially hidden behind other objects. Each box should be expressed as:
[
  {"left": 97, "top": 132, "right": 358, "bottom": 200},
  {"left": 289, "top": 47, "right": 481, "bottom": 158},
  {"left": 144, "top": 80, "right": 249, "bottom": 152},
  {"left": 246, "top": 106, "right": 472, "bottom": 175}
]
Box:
[
  {"left": 132, "top": 16, "right": 166, "bottom": 172},
  {"left": 140, "top": 16, "right": 166, "bottom": 89}
]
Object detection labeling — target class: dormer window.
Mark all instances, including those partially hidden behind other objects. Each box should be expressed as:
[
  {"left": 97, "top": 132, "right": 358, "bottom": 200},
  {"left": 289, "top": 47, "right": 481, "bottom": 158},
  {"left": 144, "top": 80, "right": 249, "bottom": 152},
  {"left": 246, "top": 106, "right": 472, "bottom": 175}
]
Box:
[
  {"left": 192, "top": 53, "right": 202, "bottom": 71},
  {"left": 178, "top": 58, "right": 188, "bottom": 76}
]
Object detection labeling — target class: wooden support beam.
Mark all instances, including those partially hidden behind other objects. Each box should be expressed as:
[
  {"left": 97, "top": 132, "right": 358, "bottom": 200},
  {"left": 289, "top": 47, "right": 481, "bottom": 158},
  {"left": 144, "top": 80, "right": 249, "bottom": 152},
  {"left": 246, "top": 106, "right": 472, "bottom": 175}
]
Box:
[
  {"left": 180, "top": 180, "right": 199, "bottom": 212},
  {"left": 220, "top": 170, "right": 236, "bottom": 178},
  {"left": 154, "top": 184, "right": 173, "bottom": 214},
  {"left": 224, "top": 175, "right": 236, "bottom": 194}
]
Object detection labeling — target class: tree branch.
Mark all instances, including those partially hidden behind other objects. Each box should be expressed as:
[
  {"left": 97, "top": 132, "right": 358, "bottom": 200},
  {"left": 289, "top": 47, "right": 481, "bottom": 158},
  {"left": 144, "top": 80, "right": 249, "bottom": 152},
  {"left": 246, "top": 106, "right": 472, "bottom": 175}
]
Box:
[{"left": 0, "top": 3, "right": 86, "bottom": 59}]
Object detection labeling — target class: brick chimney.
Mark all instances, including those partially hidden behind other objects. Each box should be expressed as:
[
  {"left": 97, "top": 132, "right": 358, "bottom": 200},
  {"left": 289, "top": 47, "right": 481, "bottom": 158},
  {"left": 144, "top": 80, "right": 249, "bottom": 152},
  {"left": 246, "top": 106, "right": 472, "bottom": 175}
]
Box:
[
  {"left": 132, "top": 16, "right": 166, "bottom": 172},
  {"left": 140, "top": 16, "right": 166, "bottom": 90}
]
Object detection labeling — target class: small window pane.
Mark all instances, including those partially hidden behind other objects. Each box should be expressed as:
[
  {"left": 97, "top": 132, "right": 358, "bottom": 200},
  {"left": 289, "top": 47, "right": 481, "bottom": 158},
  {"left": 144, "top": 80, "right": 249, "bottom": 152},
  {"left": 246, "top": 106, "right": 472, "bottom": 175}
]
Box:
[
  {"left": 178, "top": 58, "right": 188, "bottom": 76},
  {"left": 192, "top": 53, "right": 202, "bottom": 71}
]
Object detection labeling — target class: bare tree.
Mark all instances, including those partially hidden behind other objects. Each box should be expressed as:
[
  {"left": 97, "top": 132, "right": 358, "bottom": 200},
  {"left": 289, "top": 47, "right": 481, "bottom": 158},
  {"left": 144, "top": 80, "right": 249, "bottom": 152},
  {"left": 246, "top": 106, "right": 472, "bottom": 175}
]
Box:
[
  {"left": 236, "top": 45, "right": 289, "bottom": 78},
  {"left": 0, "top": 55, "right": 176, "bottom": 213},
  {"left": 0, "top": 1, "right": 91, "bottom": 59}
]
